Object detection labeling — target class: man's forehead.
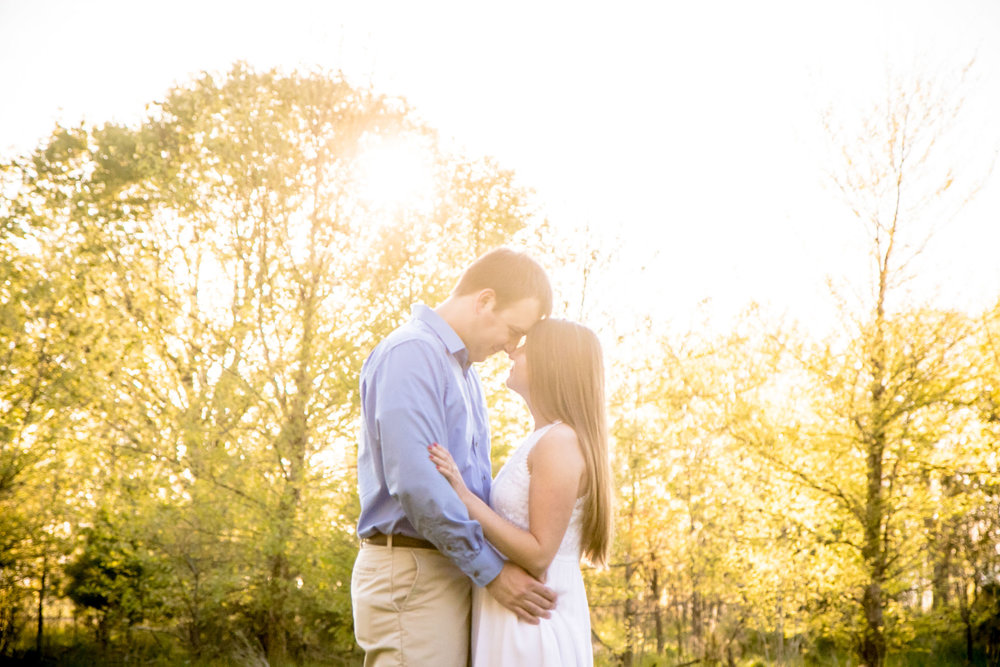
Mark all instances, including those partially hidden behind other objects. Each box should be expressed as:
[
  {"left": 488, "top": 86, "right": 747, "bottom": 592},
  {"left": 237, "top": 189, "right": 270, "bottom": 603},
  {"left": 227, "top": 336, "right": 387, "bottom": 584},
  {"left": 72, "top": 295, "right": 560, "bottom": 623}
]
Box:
[{"left": 499, "top": 297, "right": 543, "bottom": 329}]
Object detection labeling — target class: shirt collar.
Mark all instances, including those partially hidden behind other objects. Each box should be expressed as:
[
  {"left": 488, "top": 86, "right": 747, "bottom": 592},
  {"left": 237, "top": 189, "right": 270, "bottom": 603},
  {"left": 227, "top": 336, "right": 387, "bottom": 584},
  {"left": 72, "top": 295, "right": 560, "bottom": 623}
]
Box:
[{"left": 412, "top": 305, "right": 471, "bottom": 368}]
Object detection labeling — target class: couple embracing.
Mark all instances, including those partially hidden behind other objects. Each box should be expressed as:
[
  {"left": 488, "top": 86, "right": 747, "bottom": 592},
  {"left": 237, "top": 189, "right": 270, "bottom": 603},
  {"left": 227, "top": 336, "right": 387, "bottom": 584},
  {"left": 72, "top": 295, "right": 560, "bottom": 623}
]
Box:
[{"left": 351, "top": 248, "right": 613, "bottom": 666}]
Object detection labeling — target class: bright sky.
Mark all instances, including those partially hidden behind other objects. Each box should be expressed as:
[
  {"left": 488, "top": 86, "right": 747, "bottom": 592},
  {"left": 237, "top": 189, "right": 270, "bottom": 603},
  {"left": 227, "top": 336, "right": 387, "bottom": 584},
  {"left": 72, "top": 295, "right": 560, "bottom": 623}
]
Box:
[{"left": 2, "top": 0, "right": 998, "bottom": 335}]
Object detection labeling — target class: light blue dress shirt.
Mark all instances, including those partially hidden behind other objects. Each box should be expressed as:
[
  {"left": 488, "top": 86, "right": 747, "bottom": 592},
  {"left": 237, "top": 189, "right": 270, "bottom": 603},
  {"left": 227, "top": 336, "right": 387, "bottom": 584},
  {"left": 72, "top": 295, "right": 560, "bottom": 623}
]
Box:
[{"left": 356, "top": 305, "right": 504, "bottom": 587}]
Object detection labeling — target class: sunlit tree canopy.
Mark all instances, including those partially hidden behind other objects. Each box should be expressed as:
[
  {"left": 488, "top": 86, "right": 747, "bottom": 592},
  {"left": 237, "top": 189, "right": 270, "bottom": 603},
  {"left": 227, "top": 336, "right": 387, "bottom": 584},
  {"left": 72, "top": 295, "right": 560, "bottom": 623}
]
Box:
[{"left": 1, "top": 60, "right": 999, "bottom": 667}]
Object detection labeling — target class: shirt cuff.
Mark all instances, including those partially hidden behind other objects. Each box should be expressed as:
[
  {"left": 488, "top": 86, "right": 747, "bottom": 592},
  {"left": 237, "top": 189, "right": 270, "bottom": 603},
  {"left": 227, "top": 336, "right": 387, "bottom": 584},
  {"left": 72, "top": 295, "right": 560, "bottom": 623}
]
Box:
[{"left": 464, "top": 543, "right": 505, "bottom": 588}]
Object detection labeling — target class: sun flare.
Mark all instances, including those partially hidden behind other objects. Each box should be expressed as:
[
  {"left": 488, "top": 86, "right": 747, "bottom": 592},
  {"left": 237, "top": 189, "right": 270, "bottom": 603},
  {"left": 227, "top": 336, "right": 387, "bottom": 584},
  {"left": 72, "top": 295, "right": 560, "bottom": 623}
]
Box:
[{"left": 355, "top": 136, "right": 436, "bottom": 212}]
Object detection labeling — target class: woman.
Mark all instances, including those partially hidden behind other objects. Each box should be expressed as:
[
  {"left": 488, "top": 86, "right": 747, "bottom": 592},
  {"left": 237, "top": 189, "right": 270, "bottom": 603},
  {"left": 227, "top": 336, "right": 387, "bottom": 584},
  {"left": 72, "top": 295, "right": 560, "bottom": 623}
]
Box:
[{"left": 429, "top": 318, "right": 613, "bottom": 666}]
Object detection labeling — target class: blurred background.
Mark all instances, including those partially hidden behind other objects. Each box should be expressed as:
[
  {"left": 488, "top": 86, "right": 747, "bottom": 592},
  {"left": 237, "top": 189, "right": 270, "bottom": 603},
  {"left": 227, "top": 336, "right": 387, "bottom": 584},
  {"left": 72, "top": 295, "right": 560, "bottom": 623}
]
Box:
[{"left": 1, "top": 1, "right": 999, "bottom": 664}]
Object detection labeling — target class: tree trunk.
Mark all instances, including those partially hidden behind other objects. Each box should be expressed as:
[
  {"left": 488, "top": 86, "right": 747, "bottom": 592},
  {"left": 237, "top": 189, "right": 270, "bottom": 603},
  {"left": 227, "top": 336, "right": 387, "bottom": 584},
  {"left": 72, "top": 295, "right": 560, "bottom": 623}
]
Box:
[
  {"left": 265, "top": 552, "right": 291, "bottom": 662},
  {"left": 956, "top": 579, "right": 975, "bottom": 664},
  {"left": 859, "top": 270, "right": 889, "bottom": 667},
  {"left": 859, "top": 424, "right": 887, "bottom": 667},
  {"left": 650, "top": 556, "right": 665, "bottom": 655},
  {"left": 931, "top": 524, "right": 953, "bottom": 609},
  {"left": 264, "top": 392, "right": 308, "bottom": 663},
  {"left": 860, "top": 439, "right": 887, "bottom": 661},
  {"left": 622, "top": 557, "right": 637, "bottom": 667},
  {"left": 775, "top": 591, "right": 784, "bottom": 661},
  {"left": 36, "top": 562, "right": 45, "bottom": 655},
  {"left": 263, "top": 271, "right": 317, "bottom": 663},
  {"left": 860, "top": 581, "right": 885, "bottom": 666},
  {"left": 691, "top": 588, "right": 703, "bottom": 649},
  {"left": 676, "top": 586, "right": 686, "bottom": 660}
]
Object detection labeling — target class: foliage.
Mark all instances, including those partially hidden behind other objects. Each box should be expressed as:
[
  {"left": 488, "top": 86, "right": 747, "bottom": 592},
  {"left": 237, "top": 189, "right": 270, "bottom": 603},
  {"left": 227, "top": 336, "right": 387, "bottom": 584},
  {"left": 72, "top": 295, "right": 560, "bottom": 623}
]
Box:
[
  {"left": 0, "top": 63, "right": 540, "bottom": 663},
  {"left": 1, "top": 60, "right": 998, "bottom": 666}
]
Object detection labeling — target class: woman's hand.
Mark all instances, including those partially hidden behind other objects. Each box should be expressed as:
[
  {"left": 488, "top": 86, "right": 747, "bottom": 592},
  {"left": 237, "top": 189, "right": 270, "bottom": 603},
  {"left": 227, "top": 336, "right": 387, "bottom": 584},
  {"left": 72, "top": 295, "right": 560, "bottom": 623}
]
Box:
[{"left": 428, "top": 443, "right": 472, "bottom": 502}]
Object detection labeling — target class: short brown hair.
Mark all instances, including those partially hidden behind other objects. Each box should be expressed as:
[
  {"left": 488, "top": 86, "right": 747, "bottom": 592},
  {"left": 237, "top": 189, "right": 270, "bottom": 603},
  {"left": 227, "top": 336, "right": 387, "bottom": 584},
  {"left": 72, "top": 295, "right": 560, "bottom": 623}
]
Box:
[{"left": 453, "top": 248, "right": 552, "bottom": 317}]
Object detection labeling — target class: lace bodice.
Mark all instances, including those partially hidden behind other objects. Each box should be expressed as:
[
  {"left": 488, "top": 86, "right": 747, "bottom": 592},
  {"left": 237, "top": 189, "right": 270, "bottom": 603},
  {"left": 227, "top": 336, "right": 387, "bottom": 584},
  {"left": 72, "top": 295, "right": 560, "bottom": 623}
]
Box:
[{"left": 489, "top": 422, "right": 585, "bottom": 560}]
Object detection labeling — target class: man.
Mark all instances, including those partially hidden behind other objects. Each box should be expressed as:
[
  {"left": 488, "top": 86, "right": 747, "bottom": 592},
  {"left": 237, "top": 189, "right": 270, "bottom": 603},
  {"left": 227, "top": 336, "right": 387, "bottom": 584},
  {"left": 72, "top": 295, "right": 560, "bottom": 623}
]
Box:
[{"left": 352, "top": 248, "right": 558, "bottom": 666}]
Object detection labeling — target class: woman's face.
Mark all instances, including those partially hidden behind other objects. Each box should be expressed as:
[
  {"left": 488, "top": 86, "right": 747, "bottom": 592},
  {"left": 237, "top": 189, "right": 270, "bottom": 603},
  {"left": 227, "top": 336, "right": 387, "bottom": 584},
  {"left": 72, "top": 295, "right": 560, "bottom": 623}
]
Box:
[{"left": 505, "top": 344, "right": 530, "bottom": 399}]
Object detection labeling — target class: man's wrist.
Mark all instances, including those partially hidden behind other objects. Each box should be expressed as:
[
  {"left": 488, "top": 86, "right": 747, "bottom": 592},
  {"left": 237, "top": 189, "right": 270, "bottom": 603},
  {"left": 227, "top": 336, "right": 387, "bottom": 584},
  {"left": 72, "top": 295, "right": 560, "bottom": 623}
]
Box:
[{"left": 465, "top": 543, "right": 504, "bottom": 587}]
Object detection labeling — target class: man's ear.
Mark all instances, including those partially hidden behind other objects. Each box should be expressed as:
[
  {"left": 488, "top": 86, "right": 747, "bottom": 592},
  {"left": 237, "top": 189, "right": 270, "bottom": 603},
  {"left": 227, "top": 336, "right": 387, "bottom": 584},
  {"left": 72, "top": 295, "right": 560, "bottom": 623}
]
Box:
[{"left": 474, "top": 289, "right": 497, "bottom": 314}]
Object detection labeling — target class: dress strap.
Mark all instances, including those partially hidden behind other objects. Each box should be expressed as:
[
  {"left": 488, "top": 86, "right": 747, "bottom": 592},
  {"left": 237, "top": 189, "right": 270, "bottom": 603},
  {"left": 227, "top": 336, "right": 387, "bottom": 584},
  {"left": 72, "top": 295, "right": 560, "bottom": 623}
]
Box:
[{"left": 523, "top": 420, "right": 562, "bottom": 454}]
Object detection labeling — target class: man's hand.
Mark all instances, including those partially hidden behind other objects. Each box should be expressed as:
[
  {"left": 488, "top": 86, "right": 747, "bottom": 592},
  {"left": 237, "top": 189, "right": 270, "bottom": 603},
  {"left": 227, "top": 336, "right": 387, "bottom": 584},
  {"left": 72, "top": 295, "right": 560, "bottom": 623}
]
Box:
[{"left": 485, "top": 562, "right": 557, "bottom": 624}]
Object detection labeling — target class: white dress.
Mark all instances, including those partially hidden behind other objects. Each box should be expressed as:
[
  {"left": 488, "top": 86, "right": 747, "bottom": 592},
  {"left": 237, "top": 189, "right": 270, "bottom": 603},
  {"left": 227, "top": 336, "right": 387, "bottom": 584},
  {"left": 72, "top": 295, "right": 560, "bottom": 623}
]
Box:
[{"left": 471, "top": 422, "right": 593, "bottom": 666}]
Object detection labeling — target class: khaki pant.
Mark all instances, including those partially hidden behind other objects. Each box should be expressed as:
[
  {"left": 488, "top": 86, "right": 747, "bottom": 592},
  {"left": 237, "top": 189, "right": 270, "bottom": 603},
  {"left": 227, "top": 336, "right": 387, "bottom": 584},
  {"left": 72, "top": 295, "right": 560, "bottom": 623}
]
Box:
[{"left": 352, "top": 541, "right": 471, "bottom": 667}]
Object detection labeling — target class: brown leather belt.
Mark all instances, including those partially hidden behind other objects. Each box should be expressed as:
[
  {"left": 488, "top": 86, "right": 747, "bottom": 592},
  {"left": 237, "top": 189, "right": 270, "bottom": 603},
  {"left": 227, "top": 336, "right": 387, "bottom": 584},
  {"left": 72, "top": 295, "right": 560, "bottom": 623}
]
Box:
[{"left": 363, "top": 532, "right": 436, "bottom": 550}]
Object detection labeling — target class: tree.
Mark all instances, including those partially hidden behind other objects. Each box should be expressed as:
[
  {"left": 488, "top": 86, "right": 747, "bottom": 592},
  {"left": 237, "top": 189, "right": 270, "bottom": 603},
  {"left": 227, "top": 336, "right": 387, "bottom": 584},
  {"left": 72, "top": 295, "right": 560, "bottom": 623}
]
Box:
[
  {"left": 595, "top": 308, "right": 799, "bottom": 666},
  {"left": 0, "top": 63, "right": 543, "bottom": 661},
  {"left": 734, "top": 64, "right": 986, "bottom": 666},
  {"left": 64, "top": 510, "right": 166, "bottom": 652},
  {"left": 0, "top": 139, "right": 107, "bottom": 654}
]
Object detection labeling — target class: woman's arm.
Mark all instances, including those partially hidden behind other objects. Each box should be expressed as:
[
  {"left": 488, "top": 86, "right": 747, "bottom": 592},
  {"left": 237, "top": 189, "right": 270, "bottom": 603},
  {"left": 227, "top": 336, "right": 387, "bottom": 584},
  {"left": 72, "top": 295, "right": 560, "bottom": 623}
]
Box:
[{"left": 429, "top": 424, "right": 585, "bottom": 580}]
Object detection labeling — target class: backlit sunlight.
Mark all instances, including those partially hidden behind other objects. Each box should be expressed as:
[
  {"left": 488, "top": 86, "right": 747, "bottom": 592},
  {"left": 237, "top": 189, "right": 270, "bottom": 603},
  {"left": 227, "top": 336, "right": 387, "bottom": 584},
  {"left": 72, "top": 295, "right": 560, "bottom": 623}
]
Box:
[{"left": 354, "top": 135, "right": 436, "bottom": 213}]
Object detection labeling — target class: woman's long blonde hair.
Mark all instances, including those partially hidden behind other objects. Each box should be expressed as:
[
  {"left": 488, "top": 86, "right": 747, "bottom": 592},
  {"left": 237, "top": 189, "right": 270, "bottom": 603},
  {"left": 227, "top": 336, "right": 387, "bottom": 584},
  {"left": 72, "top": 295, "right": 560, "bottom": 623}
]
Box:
[{"left": 526, "top": 319, "right": 613, "bottom": 566}]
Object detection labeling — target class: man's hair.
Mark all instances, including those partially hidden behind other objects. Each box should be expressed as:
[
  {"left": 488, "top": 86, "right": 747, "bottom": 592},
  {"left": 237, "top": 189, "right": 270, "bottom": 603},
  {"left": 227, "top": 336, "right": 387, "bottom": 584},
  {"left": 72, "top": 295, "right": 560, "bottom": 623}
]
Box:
[{"left": 453, "top": 248, "right": 553, "bottom": 317}]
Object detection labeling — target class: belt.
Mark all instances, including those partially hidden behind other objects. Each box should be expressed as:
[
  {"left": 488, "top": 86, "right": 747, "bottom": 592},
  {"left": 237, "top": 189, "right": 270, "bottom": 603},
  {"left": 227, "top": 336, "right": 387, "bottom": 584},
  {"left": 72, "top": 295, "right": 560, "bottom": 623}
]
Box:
[{"left": 363, "top": 532, "right": 436, "bottom": 550}]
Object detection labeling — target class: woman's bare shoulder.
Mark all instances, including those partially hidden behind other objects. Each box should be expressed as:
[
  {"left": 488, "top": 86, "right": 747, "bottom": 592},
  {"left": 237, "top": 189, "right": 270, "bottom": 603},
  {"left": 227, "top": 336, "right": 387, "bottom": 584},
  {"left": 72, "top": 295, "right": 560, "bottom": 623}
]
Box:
[{"left": 529, "top": 422, "right": 583, "bottom": 465}]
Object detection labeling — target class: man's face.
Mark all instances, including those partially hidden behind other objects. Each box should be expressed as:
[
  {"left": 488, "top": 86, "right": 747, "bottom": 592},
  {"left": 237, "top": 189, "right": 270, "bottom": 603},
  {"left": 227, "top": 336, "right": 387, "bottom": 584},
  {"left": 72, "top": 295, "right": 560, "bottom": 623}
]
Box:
[{"left": 467, "top": 295, "right": 541, "bottom": 363}]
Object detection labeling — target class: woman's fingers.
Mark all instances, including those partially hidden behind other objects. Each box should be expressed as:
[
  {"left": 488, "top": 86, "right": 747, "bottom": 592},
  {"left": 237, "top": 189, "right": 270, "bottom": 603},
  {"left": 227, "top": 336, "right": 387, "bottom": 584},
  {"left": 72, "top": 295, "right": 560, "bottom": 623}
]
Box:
[
  {"left": 428, "top": 443, "right": 458, "bottom": 482},
  {"left": 428, "top": 443, "right": 454, "bottom": 466},
  {"left": 428, "top": 444, "right": 447, "bottom": 465}
]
